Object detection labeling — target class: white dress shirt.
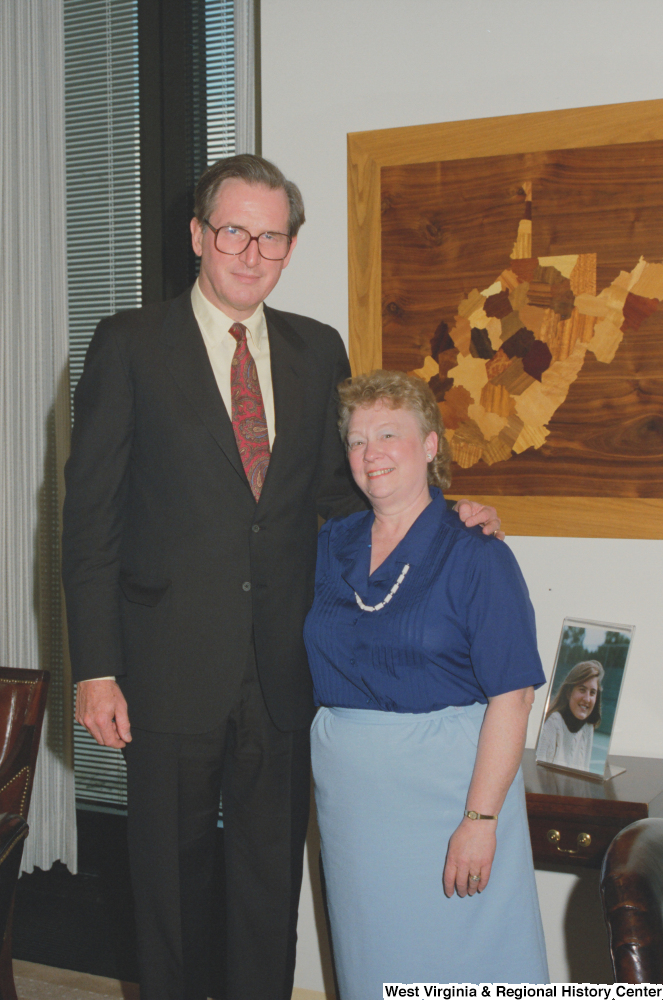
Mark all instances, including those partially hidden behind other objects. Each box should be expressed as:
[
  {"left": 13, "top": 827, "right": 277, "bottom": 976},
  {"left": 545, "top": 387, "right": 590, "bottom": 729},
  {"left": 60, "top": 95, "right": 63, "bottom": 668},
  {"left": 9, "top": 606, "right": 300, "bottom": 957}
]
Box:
[{"left": 190, "top": 279, "right": 276, "bottom": 448}]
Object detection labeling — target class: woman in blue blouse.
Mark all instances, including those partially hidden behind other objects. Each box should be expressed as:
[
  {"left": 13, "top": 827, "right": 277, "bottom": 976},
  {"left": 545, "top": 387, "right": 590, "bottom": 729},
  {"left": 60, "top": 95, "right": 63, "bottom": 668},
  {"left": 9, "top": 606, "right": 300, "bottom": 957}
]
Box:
[{"left": 304, "top": 370, "right": 548, "bottom": 996}]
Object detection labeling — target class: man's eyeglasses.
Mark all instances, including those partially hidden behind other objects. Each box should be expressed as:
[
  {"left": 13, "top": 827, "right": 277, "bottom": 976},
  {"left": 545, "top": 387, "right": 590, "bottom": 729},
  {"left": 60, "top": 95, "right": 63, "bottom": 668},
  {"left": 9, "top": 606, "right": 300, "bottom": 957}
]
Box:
[{"left": 203, "top": 220, "right": 292, "bottom": 261}]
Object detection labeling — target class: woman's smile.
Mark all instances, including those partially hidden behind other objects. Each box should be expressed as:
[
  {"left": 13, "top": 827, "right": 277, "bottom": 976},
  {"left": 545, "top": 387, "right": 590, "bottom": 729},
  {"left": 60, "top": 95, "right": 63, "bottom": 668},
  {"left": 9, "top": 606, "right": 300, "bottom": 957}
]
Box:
[
  {"left": 568, "top": 678, "right": 599, "bottom": 721},
  {"left": 367, "top": 467, "right": 395, "bottom": 479},
  {"left": 346, "top": 399, "right": 437, "bottom": 508}
]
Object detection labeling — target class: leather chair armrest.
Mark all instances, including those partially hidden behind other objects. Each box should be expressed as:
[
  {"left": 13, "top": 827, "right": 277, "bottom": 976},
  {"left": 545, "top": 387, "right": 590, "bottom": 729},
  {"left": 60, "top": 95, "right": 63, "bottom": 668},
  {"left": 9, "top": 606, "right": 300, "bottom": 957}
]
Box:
[{"left": 0, "top": 815, "right": 27, "bottom": 867}]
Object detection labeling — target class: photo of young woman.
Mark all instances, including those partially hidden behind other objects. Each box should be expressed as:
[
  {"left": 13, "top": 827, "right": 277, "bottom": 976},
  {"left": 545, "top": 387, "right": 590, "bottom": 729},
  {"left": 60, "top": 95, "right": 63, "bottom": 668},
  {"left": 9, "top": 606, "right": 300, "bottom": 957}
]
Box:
[{"left": 536, "top": 660, "right": 604, "bottom": 771}]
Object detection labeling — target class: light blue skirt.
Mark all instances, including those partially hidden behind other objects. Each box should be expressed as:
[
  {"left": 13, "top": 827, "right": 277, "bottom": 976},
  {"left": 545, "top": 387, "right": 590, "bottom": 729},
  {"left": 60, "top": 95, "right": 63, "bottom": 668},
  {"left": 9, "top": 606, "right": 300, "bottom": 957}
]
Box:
[{"left": 311, "top": 702, "right": 548, "bottom": 999}]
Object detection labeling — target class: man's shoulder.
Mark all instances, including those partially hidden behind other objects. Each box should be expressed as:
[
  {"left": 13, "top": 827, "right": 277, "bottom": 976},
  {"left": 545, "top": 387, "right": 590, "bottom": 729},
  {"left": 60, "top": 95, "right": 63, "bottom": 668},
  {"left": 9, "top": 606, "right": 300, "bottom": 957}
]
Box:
[
  {"left": 97, "top": 294, "right": 184, "bottom": 337},
  {"left": 264, "top": 305, "right": 341, "bottom": 344},
  {"left": 88, "top": 292, "right": 194, "bottom": 365}
]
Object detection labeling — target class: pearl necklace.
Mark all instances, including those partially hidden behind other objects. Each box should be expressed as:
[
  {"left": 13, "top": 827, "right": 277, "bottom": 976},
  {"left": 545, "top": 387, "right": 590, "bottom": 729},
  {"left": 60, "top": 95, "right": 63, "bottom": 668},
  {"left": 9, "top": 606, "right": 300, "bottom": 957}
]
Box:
[{"left": 354, "top": 564, "right": 410, "bottom": 612}]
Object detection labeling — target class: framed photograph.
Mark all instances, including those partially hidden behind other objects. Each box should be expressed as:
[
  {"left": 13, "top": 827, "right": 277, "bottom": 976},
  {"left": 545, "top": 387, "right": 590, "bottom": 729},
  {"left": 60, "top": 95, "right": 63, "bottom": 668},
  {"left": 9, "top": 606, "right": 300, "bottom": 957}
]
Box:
[
  {"left": 347, "top": 98, "right": 663, "bottom": 537},
  {"left": 535, "top": 617, "right": 634, "bottom": 781}
]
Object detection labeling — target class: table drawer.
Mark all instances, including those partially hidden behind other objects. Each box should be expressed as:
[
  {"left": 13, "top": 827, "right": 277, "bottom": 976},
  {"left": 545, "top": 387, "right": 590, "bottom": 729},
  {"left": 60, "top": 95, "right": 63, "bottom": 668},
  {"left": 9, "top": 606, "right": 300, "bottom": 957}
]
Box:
[
  {"left": 522, "top": 751, "right": 663, "bottom": 871},
  {"left": 527, "top": 813, "right": 628, "bottom": 868},
  {"left": 529, "top": 816, "right": 623, "bottom": 868}
]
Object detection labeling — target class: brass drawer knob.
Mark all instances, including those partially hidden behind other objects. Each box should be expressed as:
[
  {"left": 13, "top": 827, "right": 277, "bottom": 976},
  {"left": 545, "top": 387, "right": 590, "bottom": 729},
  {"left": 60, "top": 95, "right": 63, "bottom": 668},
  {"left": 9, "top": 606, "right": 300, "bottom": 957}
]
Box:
[{"left": 546, "top": 828, "right": 591, "bottom": 854}]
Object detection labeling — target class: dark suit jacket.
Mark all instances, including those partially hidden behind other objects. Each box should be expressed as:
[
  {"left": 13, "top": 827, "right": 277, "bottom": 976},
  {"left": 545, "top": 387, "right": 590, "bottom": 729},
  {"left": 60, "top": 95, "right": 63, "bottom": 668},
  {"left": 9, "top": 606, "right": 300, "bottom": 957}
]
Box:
[{"left": 62, "top": 289, "right": 362, "bottom": 734}]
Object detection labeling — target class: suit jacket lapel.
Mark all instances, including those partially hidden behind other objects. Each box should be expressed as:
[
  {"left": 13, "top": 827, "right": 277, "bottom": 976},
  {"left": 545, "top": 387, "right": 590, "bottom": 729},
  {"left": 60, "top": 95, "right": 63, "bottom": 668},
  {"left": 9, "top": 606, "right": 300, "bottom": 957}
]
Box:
[
  {"left": 161, "top": 291, "right": 249, "bottom": 488},
  {"left": 260, "top": 307, "right": 306, "bottom": 503}
]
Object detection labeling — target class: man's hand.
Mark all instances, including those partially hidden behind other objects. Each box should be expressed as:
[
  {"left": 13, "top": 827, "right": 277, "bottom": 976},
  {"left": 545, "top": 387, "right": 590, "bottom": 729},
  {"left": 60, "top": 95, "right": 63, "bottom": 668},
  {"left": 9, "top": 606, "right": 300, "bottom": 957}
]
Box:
[
  {"left": 75, "top": 679, "right": 132, "bottom": 748},
  {"left": 454, "top": 500, "right": 504, "bottom": 540}
]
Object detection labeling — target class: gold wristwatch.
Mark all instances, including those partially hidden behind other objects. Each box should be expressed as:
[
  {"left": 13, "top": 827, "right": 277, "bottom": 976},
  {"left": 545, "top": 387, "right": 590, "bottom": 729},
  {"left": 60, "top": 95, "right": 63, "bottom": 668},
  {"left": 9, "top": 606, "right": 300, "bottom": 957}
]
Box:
[{"left": 464, "top": 809, "right": 498, "bottom": 821}]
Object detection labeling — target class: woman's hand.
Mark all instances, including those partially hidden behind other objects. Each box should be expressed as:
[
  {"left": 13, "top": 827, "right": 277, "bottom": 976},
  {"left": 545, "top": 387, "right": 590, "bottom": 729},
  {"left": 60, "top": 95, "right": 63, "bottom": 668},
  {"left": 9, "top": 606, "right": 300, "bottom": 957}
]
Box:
[
  {"left": 442, "top": 687, "right": 535, "bottom": 899},
  {"left": 442, "top": 815, "right": 497, "bottom": 897}
]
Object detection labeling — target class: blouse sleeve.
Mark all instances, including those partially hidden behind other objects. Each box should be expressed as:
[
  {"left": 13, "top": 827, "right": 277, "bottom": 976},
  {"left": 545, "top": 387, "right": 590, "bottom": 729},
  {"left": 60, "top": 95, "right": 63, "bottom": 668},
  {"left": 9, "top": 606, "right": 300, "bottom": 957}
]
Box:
[{"left": 463, "top": 536, "right": 547, "bottom": 698}]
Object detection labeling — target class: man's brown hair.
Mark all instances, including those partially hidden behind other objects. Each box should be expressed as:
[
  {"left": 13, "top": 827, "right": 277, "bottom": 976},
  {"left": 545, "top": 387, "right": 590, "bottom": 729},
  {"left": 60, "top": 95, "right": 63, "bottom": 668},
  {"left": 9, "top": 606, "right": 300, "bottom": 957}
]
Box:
[{"left": 193, "top": 154, "right": 305, "bottom": 237}]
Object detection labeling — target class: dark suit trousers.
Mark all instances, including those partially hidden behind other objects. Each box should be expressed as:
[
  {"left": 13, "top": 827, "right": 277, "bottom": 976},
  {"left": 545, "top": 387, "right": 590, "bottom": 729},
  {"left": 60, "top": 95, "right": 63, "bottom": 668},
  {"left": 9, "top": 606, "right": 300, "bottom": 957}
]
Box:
[{"left": 123, "top": 647, "right": 311, "bottom": 1000}]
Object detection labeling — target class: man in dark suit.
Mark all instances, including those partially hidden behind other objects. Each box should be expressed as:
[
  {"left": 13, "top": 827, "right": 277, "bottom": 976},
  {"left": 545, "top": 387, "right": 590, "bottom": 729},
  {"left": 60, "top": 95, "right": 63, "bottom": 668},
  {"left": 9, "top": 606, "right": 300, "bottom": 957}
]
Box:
[{"left": 62, "top": 154, "right": 499, "bottom": 1000}]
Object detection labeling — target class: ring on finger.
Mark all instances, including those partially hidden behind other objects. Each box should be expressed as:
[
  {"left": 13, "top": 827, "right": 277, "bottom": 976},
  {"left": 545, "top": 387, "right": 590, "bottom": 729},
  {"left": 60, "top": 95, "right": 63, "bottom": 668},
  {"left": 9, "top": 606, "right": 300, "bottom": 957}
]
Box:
[{"left": 469, "top": 874, "right": 481, "bottom": 882}]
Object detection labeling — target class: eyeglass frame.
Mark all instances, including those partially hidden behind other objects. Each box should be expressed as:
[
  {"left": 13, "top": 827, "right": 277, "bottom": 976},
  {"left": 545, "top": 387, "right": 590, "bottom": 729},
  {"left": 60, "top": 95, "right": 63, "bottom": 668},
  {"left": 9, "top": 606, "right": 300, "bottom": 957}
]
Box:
[{"left": 202, "top": 219, "right": 293, "bottom": 260}]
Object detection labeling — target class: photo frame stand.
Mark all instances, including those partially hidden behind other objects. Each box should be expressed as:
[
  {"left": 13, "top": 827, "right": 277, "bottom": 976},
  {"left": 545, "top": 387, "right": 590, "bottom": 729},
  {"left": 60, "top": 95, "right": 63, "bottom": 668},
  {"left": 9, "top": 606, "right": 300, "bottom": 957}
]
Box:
[{"left": 536, "top": 758, "right": 626, "bottom": 783}]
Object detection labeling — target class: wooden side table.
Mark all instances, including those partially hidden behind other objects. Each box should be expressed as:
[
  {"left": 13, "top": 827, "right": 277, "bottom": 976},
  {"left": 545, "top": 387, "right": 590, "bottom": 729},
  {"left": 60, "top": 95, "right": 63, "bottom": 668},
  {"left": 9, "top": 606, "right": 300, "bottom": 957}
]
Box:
[{"left": 522, "top": 749, "right": 663, "bottom": 869}]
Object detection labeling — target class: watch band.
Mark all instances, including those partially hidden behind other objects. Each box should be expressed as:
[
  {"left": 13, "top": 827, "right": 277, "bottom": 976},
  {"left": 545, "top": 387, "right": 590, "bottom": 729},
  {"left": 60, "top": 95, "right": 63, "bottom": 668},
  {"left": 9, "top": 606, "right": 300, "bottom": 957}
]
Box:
[{"left": 464, "top": 809, "right": 498, "bottom": 821}]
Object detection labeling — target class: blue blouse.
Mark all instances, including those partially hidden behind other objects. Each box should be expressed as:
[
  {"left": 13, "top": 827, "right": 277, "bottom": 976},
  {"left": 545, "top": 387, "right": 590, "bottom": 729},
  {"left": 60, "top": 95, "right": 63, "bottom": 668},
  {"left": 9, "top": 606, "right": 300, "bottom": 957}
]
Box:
[{"left": 304, "top": 489, "right": 545, "bottom": 712}]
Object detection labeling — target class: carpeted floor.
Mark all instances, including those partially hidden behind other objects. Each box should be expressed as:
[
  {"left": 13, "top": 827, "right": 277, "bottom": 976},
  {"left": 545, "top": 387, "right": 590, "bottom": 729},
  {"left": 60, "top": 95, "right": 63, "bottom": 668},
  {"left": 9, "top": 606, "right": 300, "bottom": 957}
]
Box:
[
  {"left": 13, "top": 960, "right": 139, "bottom": 999},
  {"left": 13, "top": 961, "right": 327, "bottom": 1000}
]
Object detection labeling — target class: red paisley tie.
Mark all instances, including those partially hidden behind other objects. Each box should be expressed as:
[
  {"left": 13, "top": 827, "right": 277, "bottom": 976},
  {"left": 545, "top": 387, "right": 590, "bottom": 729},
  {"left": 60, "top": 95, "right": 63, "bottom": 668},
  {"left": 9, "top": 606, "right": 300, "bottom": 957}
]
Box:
[{"left": 229, "top": 322, "right": 271, "bottom": 501}]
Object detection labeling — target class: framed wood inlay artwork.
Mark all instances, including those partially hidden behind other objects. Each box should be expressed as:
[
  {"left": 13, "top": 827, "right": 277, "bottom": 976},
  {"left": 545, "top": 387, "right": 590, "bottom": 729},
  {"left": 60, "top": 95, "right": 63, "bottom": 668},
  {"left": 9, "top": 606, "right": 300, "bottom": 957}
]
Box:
[{"left": 347, "top": 99, "right": 663, "bottom": 537}]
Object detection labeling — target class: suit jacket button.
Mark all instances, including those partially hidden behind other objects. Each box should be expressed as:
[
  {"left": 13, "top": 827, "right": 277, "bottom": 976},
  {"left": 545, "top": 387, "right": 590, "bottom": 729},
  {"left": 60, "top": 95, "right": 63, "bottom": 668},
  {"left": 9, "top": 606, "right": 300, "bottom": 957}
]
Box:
[
  {"left": 242, "top": 581, "right": 251, "bottom": 592},
  {"left": 252, "top": 524, "right": 260, "bottom": 533}
]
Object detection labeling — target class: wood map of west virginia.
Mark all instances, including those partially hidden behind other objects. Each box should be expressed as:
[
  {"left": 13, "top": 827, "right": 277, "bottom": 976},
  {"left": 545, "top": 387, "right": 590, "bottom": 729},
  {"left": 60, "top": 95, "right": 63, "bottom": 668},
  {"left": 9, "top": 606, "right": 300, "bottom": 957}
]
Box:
[{"left": 381, "top": 140, "right": 663, "bottom": 498}]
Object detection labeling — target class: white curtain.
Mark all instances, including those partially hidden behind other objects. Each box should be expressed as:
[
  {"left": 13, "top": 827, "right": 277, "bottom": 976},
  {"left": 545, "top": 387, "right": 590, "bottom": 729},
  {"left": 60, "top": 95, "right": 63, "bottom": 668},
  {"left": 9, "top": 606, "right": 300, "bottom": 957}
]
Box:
[
  {"left": 234, "top": 0, "right": 257, "bottom": 154},
  {"left": 0, "top": 0, "right": 77, "bottom": 873}
]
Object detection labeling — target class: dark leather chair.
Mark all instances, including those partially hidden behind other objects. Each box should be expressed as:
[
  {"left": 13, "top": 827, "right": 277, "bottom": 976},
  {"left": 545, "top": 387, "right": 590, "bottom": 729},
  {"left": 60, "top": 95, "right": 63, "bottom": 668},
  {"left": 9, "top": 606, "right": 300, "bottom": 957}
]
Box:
[
  {"left": 0, "top": 668, "right": 50, "bottom": 1000},
  {"left": 600, "top": 817, "right": 663, "bottom": 984}
]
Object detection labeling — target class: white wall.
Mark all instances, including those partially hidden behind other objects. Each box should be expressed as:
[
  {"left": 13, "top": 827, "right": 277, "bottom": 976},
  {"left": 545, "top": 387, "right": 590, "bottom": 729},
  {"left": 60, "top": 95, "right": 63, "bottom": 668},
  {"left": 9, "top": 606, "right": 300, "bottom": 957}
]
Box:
[{"left": 259, "top": 0, "right": 663, "bottom": 989}]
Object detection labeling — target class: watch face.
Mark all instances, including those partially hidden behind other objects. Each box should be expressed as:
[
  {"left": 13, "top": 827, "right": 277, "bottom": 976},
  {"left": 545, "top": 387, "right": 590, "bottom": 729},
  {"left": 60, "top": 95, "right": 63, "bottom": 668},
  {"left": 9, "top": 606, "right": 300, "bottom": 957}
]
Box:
[{"left": 467, "top": 811, "right": 478, "bottom": 820}]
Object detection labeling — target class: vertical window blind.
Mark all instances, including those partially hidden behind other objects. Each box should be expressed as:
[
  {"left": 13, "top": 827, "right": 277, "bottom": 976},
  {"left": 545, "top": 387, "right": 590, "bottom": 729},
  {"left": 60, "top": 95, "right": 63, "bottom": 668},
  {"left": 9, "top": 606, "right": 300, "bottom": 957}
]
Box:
[
  {"left": 206, "top": 0, "right": 235, "bottom": 163},
  {"left": 64, "top": 0, "right": 141, "bottom": 411},
  {"left": 66, "top": 0, "right": 236, "bottom": 810},
  {"left": 65, "top": 0, "right": 140, "bottom": 810}
]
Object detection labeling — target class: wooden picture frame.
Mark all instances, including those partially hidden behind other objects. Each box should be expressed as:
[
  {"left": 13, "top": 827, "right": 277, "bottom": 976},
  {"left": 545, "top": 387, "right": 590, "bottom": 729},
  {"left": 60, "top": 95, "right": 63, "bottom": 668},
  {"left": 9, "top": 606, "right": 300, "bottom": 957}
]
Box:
[{"left": 347, "top": 99, "right": 663, "bottom": 538}]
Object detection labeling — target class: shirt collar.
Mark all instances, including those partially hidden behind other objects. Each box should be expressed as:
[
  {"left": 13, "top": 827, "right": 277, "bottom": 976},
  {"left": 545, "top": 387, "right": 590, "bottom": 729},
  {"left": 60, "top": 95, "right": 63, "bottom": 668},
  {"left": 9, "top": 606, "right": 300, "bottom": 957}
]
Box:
[
  {"left": 335, "top": 488, "right": 449, "bottom": 592},
  {"left": 191, "top": 278, "right": 267, "bottom": 350}
]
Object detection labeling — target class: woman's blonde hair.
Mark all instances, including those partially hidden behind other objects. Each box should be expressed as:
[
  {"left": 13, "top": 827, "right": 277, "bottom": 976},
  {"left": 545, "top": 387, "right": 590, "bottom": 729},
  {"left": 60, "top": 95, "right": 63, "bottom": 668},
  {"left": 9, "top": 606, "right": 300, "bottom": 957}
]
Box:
[
  {"left": 545, "top": 660, "right": 604, "bottom": 729},
  {"left": 337, "top": 370, "right": 451, "bottom": 490}
]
